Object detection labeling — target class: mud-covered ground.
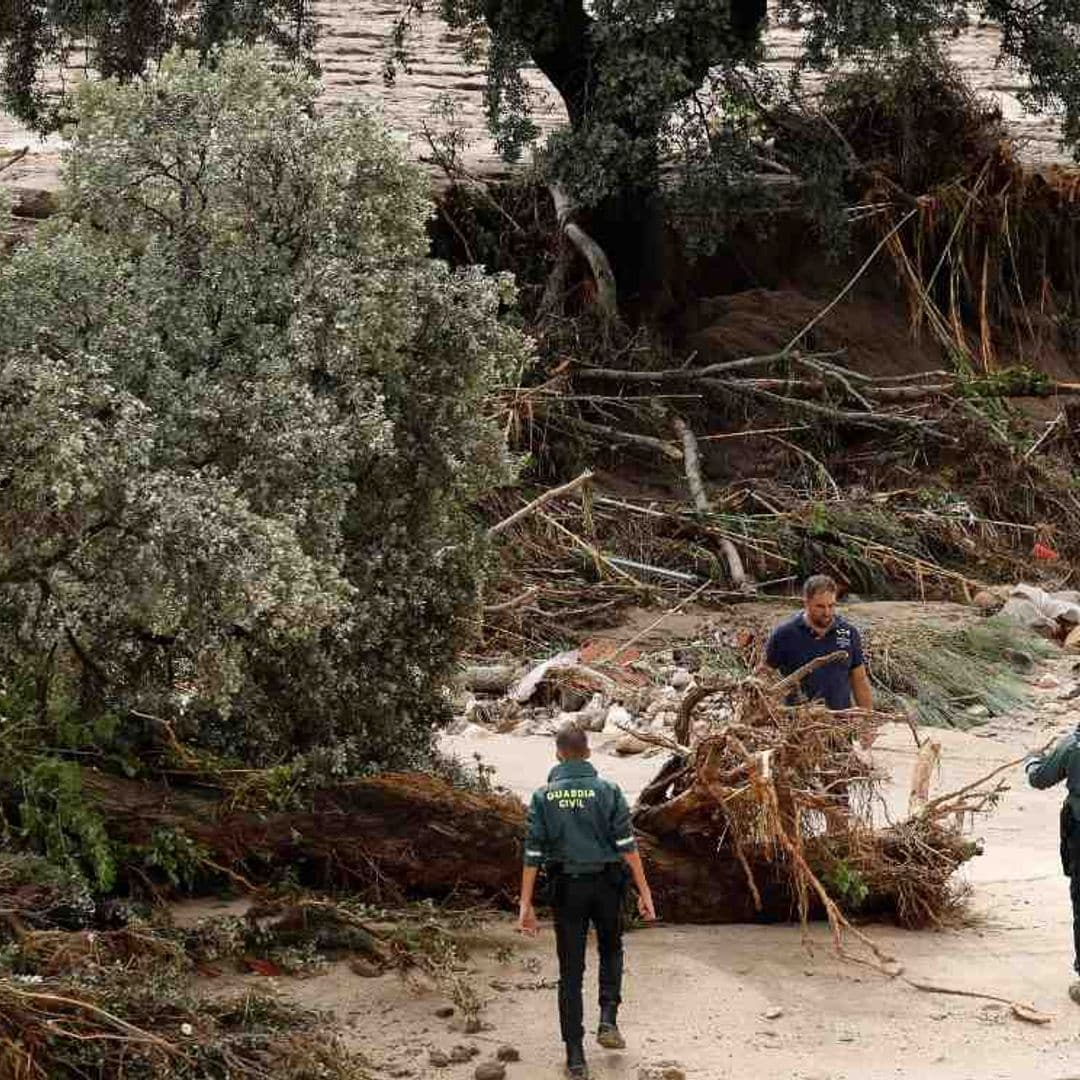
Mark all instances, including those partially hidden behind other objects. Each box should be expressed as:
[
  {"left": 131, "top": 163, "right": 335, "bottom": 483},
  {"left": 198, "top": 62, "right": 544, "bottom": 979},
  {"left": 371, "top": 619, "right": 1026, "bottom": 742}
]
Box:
[{"left": 174, "top": 603, "right": 1080, "bottom": 1080}]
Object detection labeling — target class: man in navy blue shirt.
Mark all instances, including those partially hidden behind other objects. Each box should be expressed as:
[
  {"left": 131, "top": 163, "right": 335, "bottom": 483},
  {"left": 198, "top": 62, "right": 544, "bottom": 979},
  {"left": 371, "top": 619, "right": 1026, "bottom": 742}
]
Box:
[{"left": 763, "top": 575, "right": 874, "bottom": 727}]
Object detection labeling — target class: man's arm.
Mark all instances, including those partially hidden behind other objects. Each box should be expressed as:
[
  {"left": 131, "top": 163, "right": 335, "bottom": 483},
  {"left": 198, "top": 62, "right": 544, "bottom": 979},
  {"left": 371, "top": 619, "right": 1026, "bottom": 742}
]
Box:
[
  {"left": 1027, "top": 734, "right": 1078, "bottom": 790},
  {"left": 621, "top": 850, "right": 656, "bottom": 920},
  {"left": 518, "top": 866, "right": 539, "bottom": 935},
  {"left": 611, "top": 786, "right": 656, "bottom": 920},
  {"left": 518, "top": 791, "right": 548, "bottom": 935},
  {"left": 850, "top": 664, "right": 873, "bottom": 711}
]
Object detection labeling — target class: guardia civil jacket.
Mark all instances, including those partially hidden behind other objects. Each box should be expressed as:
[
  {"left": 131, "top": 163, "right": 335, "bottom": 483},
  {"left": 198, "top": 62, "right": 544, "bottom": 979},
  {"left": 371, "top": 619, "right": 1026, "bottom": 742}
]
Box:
[
  {"left": 1027, "top": 728, "right": 1080, "bottom": 819},
  {"left": 524, "top": 759, "right": 637, "bottom": 874}
]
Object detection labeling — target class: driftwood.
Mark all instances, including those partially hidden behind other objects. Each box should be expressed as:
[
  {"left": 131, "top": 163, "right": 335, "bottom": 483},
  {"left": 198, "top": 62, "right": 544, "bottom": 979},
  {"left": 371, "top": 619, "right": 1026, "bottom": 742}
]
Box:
[
  {"left": 487, "top": 470, "right": 594, "bottom": 536},
  {"left": 672, "top": 415, "right": 750, "bottom": 590},
  {"left": 549, "top": 184, "right": 618, "bottom": 317}
]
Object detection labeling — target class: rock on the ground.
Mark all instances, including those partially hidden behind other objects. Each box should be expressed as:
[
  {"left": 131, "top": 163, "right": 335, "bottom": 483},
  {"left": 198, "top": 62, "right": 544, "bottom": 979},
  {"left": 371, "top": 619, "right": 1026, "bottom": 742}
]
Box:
[
  {"left": 1000, "top": 597, "right": 1058, "bottom": 637},
  {"left": 474, "top": 1063, "right": 506, "bottom": 1080},
  {"left": 763, "top": 1005, "right": 784, "bottom": 1020},
  {"left": 449, "top": 1045, "right": 479, "bottom": 1063},
  {"left": 1003, "top": 648, "right": 1036, "bottom": 673},
  {"left": 615, "top": 733, "right": 648, "bottom": 755},
  {"left": 604, "top": 704, "right": 633, "bottom": 734},
  {"left": 429, "top": 1050, "right": 450, "bottom": 1067},
  {"left": 669, "top": 668, "right": 692, "bottom": 690},
  {"left": 972, "top": 590, "right": 1003, "bottom": 613},
  {"left": 560, "top": 684, "right": 589, "bottom": 712},
  {"left": 638, "top": 1065, "right": 686, "bottom": 1080},
  {"left": 434, "top": 1006, "right": 455, "bottom": 1018},
  {"left": 496, "top": 1045, "right": 520, "bottom": 1062},
  {"left": 349, "top": 957, "right": 382, "bottom": 977}
]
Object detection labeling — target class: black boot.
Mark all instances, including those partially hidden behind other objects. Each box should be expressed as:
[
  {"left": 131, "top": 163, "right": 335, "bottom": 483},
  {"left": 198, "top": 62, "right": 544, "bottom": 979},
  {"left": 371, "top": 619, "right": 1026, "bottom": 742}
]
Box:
[
  {"left": 596, "top": 1003, "right": 626, "bottom": 1049},
  {"left": 565, "top": 1040, "right": 589, "bottom": 1078}
]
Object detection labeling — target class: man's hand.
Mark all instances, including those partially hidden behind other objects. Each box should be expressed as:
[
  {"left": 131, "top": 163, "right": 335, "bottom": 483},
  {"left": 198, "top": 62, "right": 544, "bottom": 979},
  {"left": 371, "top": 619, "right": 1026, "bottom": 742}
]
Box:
[
  {"left": 517, "top": 902, "right": 539, "bottom": 936},
  {"left": 636, "top": 888, "right": 657, "bottom": 921}
]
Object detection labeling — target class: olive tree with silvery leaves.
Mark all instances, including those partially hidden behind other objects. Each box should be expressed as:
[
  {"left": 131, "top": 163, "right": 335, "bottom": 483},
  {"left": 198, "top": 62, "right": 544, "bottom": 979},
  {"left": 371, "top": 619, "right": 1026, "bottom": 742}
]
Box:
[{"left": 0, "top": 47, "right": 526, "bottom": 775}]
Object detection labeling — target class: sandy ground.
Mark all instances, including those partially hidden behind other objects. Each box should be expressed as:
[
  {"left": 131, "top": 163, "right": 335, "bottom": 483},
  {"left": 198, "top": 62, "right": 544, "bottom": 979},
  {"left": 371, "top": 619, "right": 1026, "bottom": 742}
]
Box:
[{"left": 184, "top": 605, "right": 1080, "bottom": 1080}]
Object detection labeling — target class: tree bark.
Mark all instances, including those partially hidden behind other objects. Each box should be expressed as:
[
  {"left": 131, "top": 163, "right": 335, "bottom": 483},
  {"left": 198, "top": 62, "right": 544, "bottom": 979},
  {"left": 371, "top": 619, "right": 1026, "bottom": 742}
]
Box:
[{"left": 70, "top": 771, "right": 526, "bottom": 902}]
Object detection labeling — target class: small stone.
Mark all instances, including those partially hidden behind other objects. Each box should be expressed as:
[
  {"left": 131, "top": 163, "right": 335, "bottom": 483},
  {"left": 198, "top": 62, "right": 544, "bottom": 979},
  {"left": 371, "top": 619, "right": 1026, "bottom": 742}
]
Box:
[
  {"left": 615, "top": 733, "right": 647, "bottom": 755},
  {"left": 1003, "top": 648, "right": 1036, "bottom": 674},
  {"left": 449, "top": 1045, "right": 476, "bottom": 1064},
  {"left": 972, "top": 590, "right": 1002, "bottom": 613},
  {"left": 762, "top": 1006, "right": 784, "bottom": 1020},
  {"left": 350, "top": 957, "right": 383, "bottom": 977},
  {"left": 180, "top": 1023, "right": 194, "bottom": 1037},
  {"left": 1036, "top": 672, "right": 1062, "bottom": 689},
  {"left": 474, "top": 1064, "right": 506, "bottom": 1080},
  {"left": 603, "top": 704, "right": 633, "bottom": 734},
  {"left": 965, "top": 703, "right": 989, "bottom": 718},
  {"left": 429, "top": 1050, "right": 450, "bottom": 1068},
  {"left": 638, "top": 1067, "right": 686, "bottom": 1080},
  {"left": 560, "top": 685, "right": 589, "bottom": 711},
  {"left": 496, "top": 1045, "right": 520, "bottom": 1062},
  {"left": 434, "top": 1006, "right": 455, "bottom": 1018},
  {"left": 669, "top": 669, "right": 692, "bottom": 691}
]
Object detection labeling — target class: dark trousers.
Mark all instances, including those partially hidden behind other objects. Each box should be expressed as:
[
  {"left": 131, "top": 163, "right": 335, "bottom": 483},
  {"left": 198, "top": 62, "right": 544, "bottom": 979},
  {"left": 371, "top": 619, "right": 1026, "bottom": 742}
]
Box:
[
  {"left": 1063, "top": 804, "right": 1080, "bottom": 975},
  {"left": 551, "top": 868, "right": 626, "bottom": 1045}
]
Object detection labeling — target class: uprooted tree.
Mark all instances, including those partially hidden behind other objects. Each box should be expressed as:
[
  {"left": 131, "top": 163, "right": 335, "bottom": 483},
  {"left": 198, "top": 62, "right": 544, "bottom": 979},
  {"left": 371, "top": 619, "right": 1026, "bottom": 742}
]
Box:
[{"left": 0, "top": 47, "right": 529, "bottom": 805}]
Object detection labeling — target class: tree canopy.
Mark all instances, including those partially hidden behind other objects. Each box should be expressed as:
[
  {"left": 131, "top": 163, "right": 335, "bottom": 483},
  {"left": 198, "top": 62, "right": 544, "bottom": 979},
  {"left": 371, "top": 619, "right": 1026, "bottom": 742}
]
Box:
[{"left": 0, "top": 47, "right": 527, "bottom": 776}]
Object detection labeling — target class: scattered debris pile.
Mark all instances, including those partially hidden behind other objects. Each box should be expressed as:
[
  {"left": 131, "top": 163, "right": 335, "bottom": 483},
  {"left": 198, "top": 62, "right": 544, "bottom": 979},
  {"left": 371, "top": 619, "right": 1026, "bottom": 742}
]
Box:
[
  {"left": 628, "top": 655, "right": 996, "bottom": 935},
  {"left": 0, "top": 852, "right": 507, "bottom": 1080},
  {"left": 455, "top": 612, "right": 1057, "bottom": 742},
  {"left": 998, "top": 583, "right": 1080, "bottom": 651}
]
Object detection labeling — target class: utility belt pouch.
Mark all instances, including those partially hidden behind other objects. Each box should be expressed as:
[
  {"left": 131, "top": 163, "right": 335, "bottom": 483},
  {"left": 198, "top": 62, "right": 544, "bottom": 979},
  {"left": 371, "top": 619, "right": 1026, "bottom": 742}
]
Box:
[{"left": 538, "top": 861, "right": 563, "bottom": 906}]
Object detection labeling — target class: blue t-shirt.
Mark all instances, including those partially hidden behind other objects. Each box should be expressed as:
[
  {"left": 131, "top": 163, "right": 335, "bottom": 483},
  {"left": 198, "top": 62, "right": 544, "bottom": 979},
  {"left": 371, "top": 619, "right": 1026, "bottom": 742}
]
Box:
[{"left": 764, "top": 612, "right": 865, "bottom": 709}]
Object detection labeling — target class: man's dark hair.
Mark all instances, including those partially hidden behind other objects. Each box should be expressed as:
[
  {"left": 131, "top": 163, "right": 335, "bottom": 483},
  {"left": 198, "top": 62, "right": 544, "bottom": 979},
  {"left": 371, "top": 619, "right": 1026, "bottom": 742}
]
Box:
[
  {"left": 803, "top": 574, "right": 838, "bottom": 601},
  {"left": 555, "top": 722, "right": 589, "bottom": 757}
]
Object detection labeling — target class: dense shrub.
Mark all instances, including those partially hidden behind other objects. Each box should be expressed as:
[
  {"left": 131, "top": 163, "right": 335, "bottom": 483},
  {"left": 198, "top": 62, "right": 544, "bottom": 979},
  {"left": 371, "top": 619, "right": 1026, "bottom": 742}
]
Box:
[
  {"left": 820, "top": 48, "right": 1004, "bottom": 193},
  {"left": 0, "top": 48, "right": 528, "bottom": 776}
]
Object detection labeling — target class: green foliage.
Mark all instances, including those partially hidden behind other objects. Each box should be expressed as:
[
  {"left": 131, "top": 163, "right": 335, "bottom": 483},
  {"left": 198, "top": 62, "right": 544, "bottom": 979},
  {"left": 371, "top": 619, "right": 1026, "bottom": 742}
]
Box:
[
  {"left": 141, "top": 826, "right": 209, "bottom": 890},
  {"left": 17, "top": 760, "right": 116, "bottom": 891},
  {"left": 397, "top": 0, "right": 1080, "bottom": 228},
  {"left": 958, "top": 366, "right": 1053, "bottom": 398},
  {"left": 0, "top": 0, "right": 317, "bottom": 133},
  {"left": 868, "top": 617, "right": 1056, "bottom": 728},
  {"left": 823, "top": 859, "right": 869, "bottom": 910},
  {"left": 820, "top": 47, "right": 1003, "bottom": 194},
  {"left": 0, "top": 48, "right": 527, "bottom": 777}
]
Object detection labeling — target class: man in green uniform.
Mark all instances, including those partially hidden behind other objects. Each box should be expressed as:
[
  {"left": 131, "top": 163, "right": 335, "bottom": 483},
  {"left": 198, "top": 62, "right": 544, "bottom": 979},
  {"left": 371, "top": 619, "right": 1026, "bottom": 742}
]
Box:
[
  {"left": 1026, "top": 725, "right": 1080, "bottom": 1002},
  {"left": 517, "top": 723, "right": 656, "bottom": 1079}
]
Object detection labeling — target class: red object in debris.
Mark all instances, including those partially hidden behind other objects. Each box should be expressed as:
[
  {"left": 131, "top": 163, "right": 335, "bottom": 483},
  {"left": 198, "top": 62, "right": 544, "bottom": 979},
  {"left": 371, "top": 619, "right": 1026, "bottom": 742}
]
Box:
[
  {"left": 244, "top": 957, "right": 284, "bottom": 977},
  {"left": 1033, "top": 542, "right": 1059, "bottom": 561}
]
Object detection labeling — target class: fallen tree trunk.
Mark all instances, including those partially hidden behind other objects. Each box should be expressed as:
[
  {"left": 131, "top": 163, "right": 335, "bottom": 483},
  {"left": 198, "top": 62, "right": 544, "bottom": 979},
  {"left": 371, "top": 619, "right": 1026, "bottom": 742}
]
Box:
[{"left": 71, "top": 771, "right": 527, "bottom": 903}]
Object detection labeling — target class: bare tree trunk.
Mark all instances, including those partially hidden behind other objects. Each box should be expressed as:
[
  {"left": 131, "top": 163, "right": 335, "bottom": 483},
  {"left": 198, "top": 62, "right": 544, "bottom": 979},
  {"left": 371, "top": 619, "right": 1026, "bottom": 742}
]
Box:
[
  {"left": 549, "top": 184, "right": 618, "bottom": 318},
  {"left": 672, "top": 416, "right": 750, "bottom": 590}
]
